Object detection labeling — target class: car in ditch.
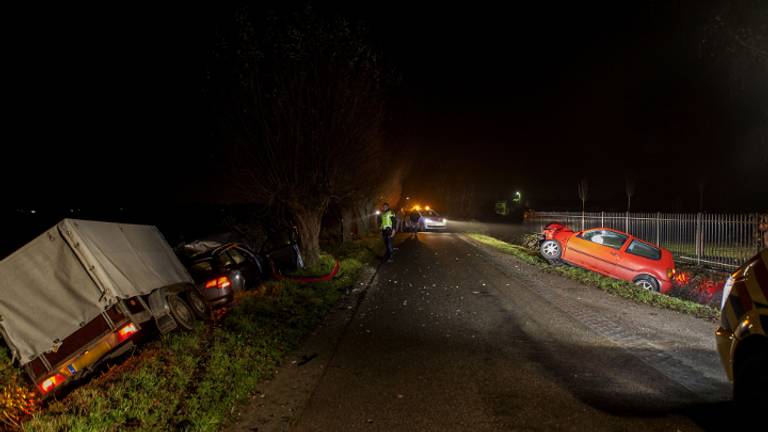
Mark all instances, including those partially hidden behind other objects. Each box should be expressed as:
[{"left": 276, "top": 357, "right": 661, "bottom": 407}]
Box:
[
  {"left": 715, "top": 249, "right": 768, "bottom": 407},
  {"left": 539, "top": 223, "right": 676, "bottom": 293},
  {"left": 0, "top": 219, "right": 203, "bottom": 397},
  {"left": 176, "top": 241, "right": 266, "bottom": 310}
]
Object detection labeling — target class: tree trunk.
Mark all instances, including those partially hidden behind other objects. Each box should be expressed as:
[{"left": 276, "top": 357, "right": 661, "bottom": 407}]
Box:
[
  {"left": 292, "top": 205, "right": 325, "bottom": 268},
  {"left": 341, "top": 207, "right": 357, "bottom": 243},
  {"left": 354, "top": 204, "right": 372, "bottom": 234}
]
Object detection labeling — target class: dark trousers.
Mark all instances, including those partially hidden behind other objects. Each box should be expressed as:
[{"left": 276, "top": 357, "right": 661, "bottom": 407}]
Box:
[{"left": 382, "top": 228, "right": 393, "bottom": 259}]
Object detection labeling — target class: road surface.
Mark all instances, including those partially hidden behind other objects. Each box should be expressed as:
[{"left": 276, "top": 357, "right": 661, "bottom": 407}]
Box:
[{"left": 236, "top": 232, "right": 734, "bottom": 431}]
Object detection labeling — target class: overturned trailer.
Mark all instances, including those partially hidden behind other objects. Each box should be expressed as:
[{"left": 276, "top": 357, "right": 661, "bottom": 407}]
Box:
[{"left": 0, "top": 219, "right": 203, "bottom": 396}]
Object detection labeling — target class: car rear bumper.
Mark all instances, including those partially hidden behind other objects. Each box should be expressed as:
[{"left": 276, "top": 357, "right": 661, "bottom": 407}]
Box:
[
  {"left": 197, "top": 286, "right": 234, "bottom": 309},
  {"left": 659, "top": 279, "right": 674, "bottom": 293},
  {"left": 36, "top": 322, "right": 138, "bottom": 396},
  {"left": 208, "top": 294, "right": 234, "bottom": 309}
]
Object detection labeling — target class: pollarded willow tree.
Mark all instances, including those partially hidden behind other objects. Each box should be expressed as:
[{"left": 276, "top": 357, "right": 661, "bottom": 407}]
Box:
[{"left": 221, "top": 8, "right": 391, "bottom": 266}]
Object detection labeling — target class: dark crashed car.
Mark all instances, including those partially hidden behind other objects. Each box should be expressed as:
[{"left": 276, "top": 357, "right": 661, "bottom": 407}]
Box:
[{"left": 177, "top": 242, "right": 266, "bottom": 312}]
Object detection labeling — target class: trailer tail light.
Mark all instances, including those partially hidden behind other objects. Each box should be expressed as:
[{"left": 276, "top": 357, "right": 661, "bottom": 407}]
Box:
[
  {"left": 117, "top": 323, "right": 139, "bottom": 342},
  {"left": 204, "top": 276, "right": 231, "bottom": 290},
  {"left": 38, "top": 373, "right": 66, "bottom": 394}
]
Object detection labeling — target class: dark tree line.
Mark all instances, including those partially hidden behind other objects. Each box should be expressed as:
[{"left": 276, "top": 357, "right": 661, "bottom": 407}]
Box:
[{"left": 210, "top": 7, "right": 398, "bottom": 266}]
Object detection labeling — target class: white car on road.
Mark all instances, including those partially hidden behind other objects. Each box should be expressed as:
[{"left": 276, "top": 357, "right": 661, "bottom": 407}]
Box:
[{"left": 408, "top": 209, "right": 447, "bottom": 231}]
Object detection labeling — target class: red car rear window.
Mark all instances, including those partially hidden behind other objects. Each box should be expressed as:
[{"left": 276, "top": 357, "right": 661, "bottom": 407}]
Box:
[
  {"left": 581, "top": 230, "right": 628, "bottom": 249},
  {"left": 626, "top": 240, "right": 661, "bottom": 260}
]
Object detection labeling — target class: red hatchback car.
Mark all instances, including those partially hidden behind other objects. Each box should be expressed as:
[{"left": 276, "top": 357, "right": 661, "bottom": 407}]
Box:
[{"left": 539, "top": 223, "right": 676, "bottom": 293}]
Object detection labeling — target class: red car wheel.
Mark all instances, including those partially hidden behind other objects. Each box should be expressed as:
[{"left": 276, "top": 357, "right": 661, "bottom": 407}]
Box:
[
  {"left": 633, "top": 275, "right": 660, "bottom": 292},
  {"left": 540, "top": 240, "right": 562, "bottom": 263}
]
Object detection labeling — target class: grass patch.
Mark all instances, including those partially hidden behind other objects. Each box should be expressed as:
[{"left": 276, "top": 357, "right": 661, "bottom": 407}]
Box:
[
  {"left": 287, "top": 252, "right": 337, "bottom": 277},
  {"left": 0, "top": 345, "right": 36, "bottom": 430},
  {"left": 662, "top": 242, "right": 753, "bottom": 260},
  {"left": 467, "top": 233, "right": 719, "bottom": 321},
  {"left": 2, "top": 237, "right": 379, "bottom": 431}
]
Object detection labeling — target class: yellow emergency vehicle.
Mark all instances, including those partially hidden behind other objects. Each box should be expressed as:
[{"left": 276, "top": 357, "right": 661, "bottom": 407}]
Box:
[{"left": 716, "top": 249, "right": 768, "bottom": 405}]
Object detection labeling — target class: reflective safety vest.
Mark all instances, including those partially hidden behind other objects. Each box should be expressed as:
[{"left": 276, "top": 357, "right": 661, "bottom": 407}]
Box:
[{"left": 380, "top": 210, "right": 395, "bottom": 230}]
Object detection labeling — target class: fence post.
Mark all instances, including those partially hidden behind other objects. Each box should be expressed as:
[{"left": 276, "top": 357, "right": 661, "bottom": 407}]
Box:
[
  {"left": 656, "top": 212, "right": 660, "bottom": 245},
  {"left": 695, "top": 212, "right": 702, "bottom": 266},
  {"left": 625, "top": 211, "right": 629, "bottom": 233},
  {"left": 601, "top": 211, "right": 604, "bottom": 227}
]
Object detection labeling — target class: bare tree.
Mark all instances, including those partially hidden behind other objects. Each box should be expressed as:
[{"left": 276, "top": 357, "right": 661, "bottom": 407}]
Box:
[
  {"left": 625, "top": 177, "right": 635, "bottom": 212},
  {"left": 577, "top": 178, "right": 589, "bottom": 230},
  {"left": 341, "top": 166, "right": 404, "bottom": 242},
  {"left": 222, "top": 8, "right": 390, "bottom": 266},
  {"left": 577, "top": 178, "right": 589, "bottom": 212}
]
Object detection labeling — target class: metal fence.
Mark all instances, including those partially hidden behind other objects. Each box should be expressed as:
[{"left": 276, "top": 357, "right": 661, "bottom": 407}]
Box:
[{"left": 527, "top": 211, "right": 762, "bottom": 270}]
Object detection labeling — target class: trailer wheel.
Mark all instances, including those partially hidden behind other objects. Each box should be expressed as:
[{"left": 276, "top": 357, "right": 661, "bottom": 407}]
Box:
[
  {"left": 185, "top": 290, "right": 209, "bottom": 320},
  {"left": 168, "top": 294, "right": 195, "bottom": 331}
]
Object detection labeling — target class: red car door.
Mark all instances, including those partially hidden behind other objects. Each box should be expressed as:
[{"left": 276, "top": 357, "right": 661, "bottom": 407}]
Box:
[
  {"left": 612, "top": 239, "right": 664, "bottom": 282},
  {"left": 564, "top": 229, "right": 629, "bottom": 277},
  {"left": 562, "top": 231, "right": 598, "bottom": 269}
]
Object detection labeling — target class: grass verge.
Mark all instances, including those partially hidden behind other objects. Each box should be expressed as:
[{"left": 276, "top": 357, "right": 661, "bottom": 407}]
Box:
[
  {"left": 287, "top": 252, "right": 337, "bottom": 277},
  {"left": 467, "top": 233, "right": 719, "bottom": 321},
  {"left": 1, "top": 236, "right": 381, "bottom": 431}
]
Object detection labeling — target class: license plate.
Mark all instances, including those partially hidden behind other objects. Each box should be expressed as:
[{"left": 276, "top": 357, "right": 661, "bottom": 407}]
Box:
[{"left": 67, "top": 364, "right": 77, "bottom": 374}]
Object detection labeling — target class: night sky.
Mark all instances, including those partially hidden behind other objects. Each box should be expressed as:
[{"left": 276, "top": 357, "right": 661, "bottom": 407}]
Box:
[{"left": 5, "top": 1, "right": 767, "bottom": 214}]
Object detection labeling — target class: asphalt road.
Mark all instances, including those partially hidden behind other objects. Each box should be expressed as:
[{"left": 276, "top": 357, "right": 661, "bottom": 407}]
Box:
[{"left": 287, "top": 232, "right": 733, "bottom": 431}]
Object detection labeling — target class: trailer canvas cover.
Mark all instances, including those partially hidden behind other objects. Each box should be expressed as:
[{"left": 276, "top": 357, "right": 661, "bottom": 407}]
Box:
[{"left": 0, "top": 219, "right": 192, "bottom": 364}]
